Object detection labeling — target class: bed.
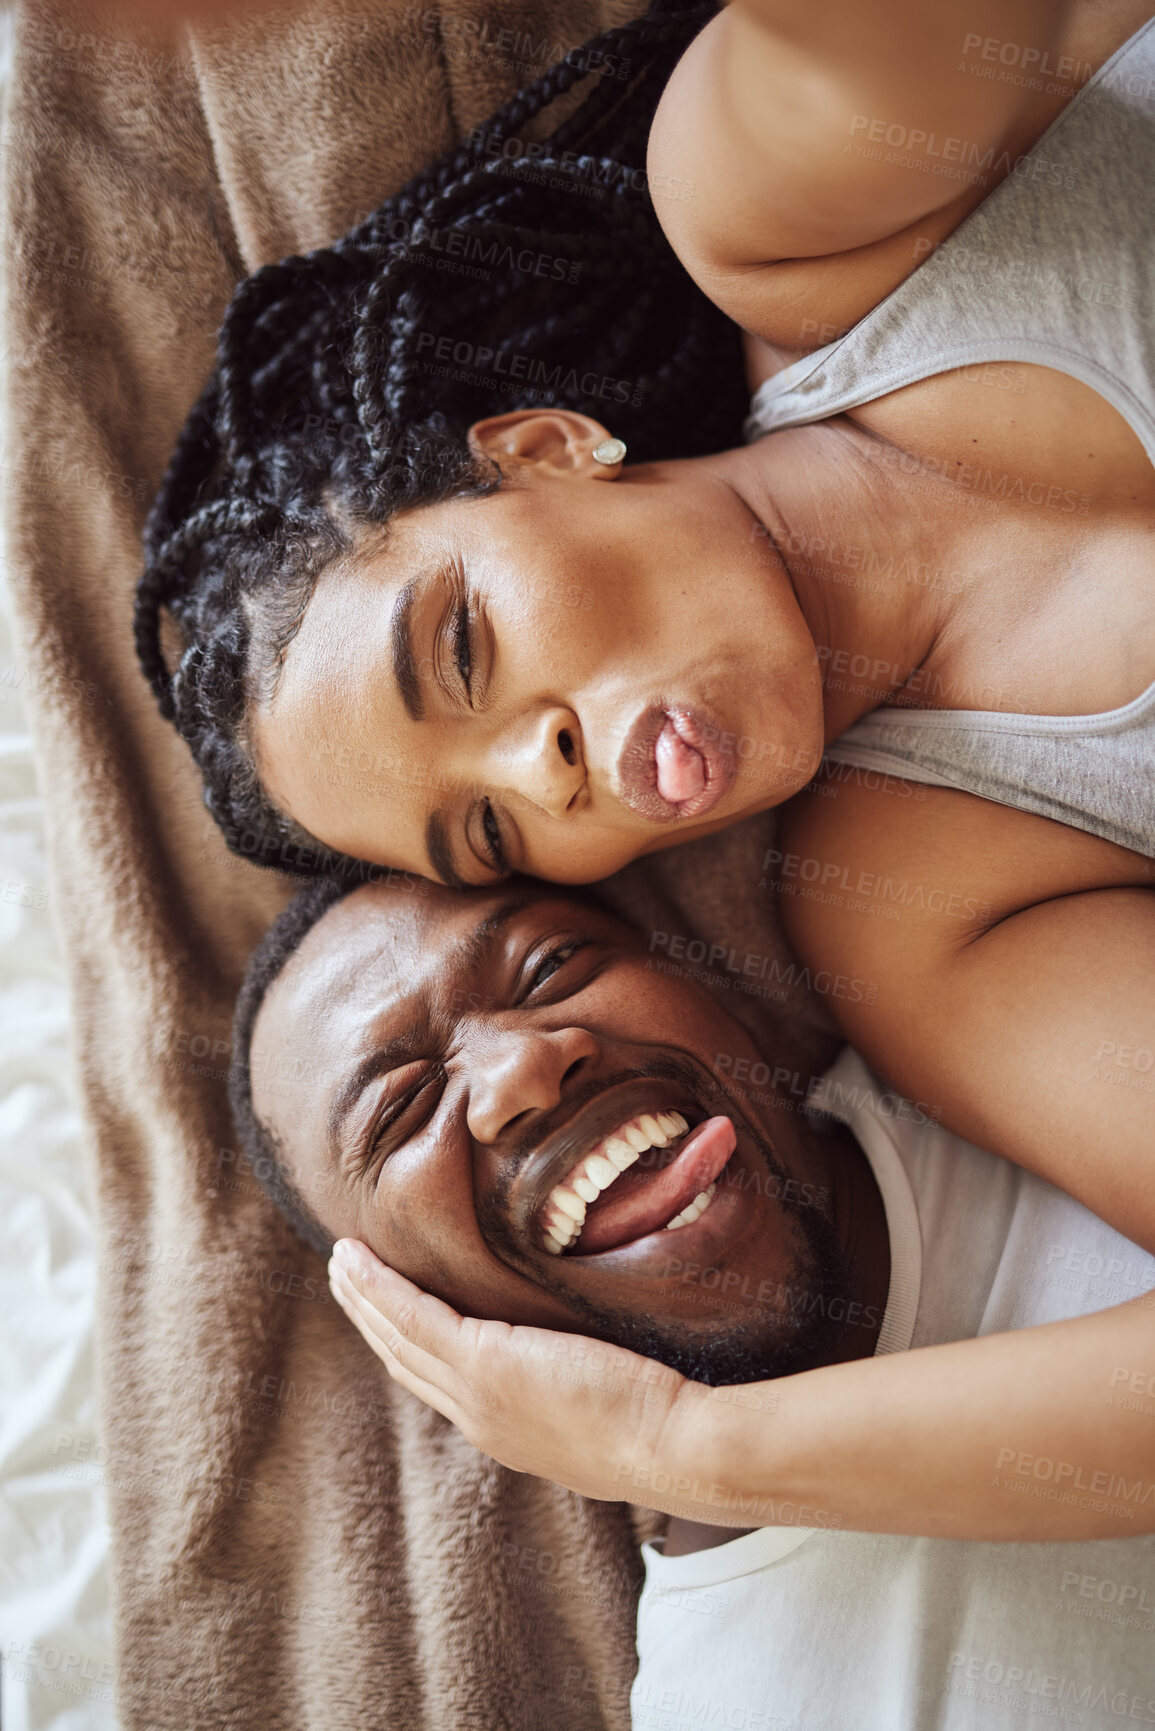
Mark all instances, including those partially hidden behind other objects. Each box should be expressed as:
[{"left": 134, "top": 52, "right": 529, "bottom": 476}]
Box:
[{"left": 0, "top": 2, "right": 836, "bottom": 1724}]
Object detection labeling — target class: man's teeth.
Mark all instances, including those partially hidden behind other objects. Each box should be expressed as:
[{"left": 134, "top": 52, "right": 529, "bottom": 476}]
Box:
[
  {"left": 664, "top": 1183, "right": 717, "bottom": 1231},
  {"left": 541, "top": 1110, "right": 689, "bottom": 1254}
]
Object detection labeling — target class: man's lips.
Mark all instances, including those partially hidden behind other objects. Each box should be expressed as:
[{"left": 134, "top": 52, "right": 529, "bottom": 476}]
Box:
[
  {"left": 568, "top": 1116, "right": 736, "bottom": 1253},
  {"left": 615, "top": 704, "right": 737, "bottom": 823},
  {"left": 509, "top": 1079, "right": 712, "bottom": 1247},
  {"left": 492, "top": 1075, "right": 771, "bottom": 1283},
  {"left": 526, "top": 1088, "right": 738, "bottom": 1255}
]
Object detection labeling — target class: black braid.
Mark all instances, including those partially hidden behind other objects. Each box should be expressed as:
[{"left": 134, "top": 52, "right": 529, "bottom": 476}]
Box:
[{"left": 136, "top": 0, "right": 746, "bottom": 881}]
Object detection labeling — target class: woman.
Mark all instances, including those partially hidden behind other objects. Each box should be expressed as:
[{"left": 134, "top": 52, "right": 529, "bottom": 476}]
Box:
[
  {"left": 135, "top": 0, "right": 1153, "bottom": 886},
  {"left": 136, "top": 0, "right": 1153, "bottom": 1238}
]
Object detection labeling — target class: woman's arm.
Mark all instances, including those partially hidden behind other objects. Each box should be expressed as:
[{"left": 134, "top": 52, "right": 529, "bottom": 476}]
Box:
[
  {"left": 690, "top": 1291, "right": 1155, "bottom": 1540},
  {"left": 646, "top": 0, "right": 1075, "bottom": 343},
  {"left": 779, "top": 778, "right": 1155, "bottom": 1251},
  {"left": 329, "top": 1246, "right": 1155, "bottom": 1542}
]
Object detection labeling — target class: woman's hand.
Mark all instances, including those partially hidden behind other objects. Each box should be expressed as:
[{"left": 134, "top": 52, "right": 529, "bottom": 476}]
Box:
[
  {"left": 329, "top": 1243, "right": 1155, "bottom": 1543},
  {"left": 327, "top": 1239, "right": 698, "bottom": 1504}
]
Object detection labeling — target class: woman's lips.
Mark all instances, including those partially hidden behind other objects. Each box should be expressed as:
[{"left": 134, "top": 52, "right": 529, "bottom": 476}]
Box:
[{"left": 616, "top": 704, "right": 737, "bottom": 822}]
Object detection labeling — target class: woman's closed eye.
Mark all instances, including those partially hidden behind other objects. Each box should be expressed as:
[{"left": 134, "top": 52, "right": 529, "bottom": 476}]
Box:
[
  {"left": 437, "top": 567, "right": 491, "bottom": 712},
  {"left": 433, "top": 591, "right": 476, "bottom": 709},
  {"left": 482, "top": 800, "right": 508, "bottom": 872},
  {"left": 463, "top": 797, "right": 510, "bottom": 879}
]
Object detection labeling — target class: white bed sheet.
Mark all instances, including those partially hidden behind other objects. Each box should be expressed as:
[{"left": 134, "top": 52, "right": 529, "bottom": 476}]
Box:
[
  {"left": 0, "top": 565, "right": 118, "bottom": 1730},
  {"left": 0, "top": 7, "right": 119, "bottom": 1702}
]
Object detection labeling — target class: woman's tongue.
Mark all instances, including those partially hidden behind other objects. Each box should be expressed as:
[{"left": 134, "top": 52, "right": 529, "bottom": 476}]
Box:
[{"left": 655, "top": 718, "right": 705, "bottom": 804}]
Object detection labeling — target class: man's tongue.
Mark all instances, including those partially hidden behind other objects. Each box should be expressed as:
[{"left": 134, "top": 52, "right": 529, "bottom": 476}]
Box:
[
  {"left": 574, "top": 1116, "right": 736, "bottom": 1254},
  {"left": 655, "top": 717, "right": 705, "bottom": 804}
]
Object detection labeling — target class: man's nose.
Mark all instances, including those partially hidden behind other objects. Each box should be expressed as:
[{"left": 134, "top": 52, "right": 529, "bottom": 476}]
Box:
[
  {"left": 484, "top": 704, "right": 585, "bottom": 820},
  {"left": 465, "top": 1024, "right": 599, "bottom": 1144}
]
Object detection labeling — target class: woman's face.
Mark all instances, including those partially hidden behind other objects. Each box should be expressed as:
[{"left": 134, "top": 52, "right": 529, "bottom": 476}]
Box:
[{"left": 250, "top": 411, "right": 824, "bottom": 886}]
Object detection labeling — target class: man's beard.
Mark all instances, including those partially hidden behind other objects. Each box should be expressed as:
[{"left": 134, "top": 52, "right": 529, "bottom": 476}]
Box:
[
  {"left": 557, "top": 1130, "right": 857, "bottom": 1386},
  {"left": 482, "top": 1059, "right": 866, "bottom": 1388}
]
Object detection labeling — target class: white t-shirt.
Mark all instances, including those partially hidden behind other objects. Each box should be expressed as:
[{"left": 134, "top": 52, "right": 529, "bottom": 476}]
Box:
[{"left": 631, "top": 1049, "right": 1155, "bottom": 1731}]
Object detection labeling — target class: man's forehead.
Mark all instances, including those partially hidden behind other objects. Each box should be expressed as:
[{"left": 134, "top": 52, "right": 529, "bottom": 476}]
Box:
[
  {"left": 264, "top": 875, "right": 608, "bottom": 1036},
  {"left": 278, "top": 878, "right": 490, "bottom": 1014}
]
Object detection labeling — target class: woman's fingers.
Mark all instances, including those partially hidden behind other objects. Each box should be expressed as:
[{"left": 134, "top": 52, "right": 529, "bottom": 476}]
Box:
[
  {"left": 328, "top": 1266, "right": 475, "bottom": 1432},
  {"left": 331, "top": 1275, "right": 461, "bottom": 1419},
  {"left": 325, "top": 1243, "right": 704, "bottom": 1500},
  {"left": 328, "top": 1241, "right": 468, "bottom": 1399}
]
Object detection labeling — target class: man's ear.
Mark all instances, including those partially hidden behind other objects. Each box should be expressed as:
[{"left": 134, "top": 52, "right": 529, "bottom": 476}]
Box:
[{"left": 467, "top": 409, "right": 624, "bottom": 479}]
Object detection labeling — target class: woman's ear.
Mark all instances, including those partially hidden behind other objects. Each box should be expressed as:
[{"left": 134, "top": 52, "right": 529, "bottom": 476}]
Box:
[{"left": 467, "top": 409, "right": 624, "bottom": 479}]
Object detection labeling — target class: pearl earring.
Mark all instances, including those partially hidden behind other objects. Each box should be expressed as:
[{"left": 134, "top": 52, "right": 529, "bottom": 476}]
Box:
[{"left": 592, "top": 436, "right": 627, "bottom": 466}]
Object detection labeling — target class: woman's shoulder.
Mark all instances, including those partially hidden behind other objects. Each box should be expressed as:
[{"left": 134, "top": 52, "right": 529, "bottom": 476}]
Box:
[{"left": 646, "top": 9, "right": 991, "bottom": 351}]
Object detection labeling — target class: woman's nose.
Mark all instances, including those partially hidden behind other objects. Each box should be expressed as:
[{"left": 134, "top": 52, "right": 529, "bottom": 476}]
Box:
[
  {"left": 485, "top": 705, "right": 585, "bottom": 820},
  {"left": 465, "top": 1024, "right": 599, "bottom": 1145}
]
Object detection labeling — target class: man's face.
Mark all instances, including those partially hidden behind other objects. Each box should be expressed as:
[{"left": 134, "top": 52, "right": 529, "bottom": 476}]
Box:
[{"left": 250, "top": 878, "right": 874, "bottom": 1383}]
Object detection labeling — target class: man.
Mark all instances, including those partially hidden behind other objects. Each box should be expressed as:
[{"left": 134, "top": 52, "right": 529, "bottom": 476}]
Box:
[{"left": 232, "top": 871, "right": 1155, "bottom": 1731}]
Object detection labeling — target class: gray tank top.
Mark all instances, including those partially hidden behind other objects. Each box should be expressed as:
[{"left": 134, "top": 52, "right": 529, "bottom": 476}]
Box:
[{"left": 745, "top": 20, "right": 1155, "bottom": 858}]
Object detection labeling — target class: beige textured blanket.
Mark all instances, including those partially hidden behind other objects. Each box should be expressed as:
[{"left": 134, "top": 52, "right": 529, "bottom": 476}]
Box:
[{"left": 1, "top": 2, "right": 837, "bottom": 1723}]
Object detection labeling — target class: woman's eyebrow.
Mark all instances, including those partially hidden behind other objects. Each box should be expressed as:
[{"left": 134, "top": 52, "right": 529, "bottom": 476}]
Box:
[{"left": 391, "top": 579, "right": 423, "bottom": 720}]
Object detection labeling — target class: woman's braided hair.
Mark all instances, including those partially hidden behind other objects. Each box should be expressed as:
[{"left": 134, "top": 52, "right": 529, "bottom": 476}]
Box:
[{"left": 135, "top": 0, "right": 748, "bottom": 880}]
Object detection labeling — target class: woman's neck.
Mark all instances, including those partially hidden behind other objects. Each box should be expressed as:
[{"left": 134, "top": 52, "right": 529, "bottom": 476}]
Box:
[{"left": 717, "top": 422, "right": 990, "bottom": 738}]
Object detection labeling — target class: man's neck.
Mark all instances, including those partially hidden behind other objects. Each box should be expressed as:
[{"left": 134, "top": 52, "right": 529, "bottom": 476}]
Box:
[
  {"left": 777, "top": 1099, "right": 892, "bottom": 1368},
  {"left": 663, "top": 1114, "right": 891, "bottom": 1560},
  {"left": 821, "top": 1116, "right": 892, "bottom": 1366}
]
